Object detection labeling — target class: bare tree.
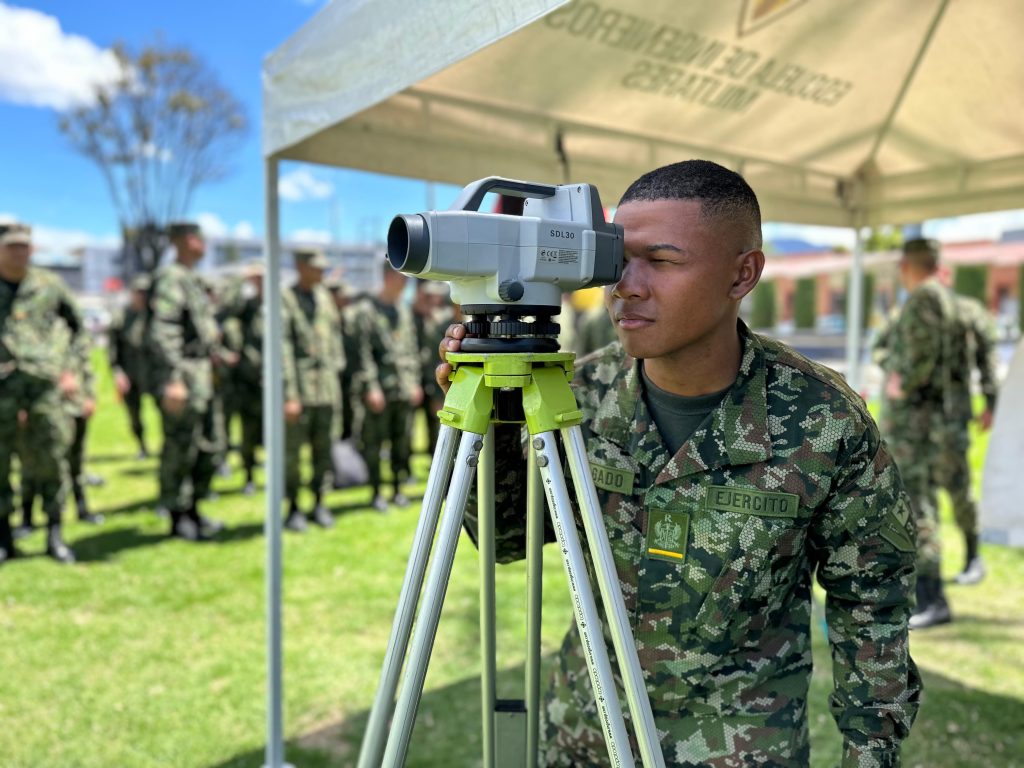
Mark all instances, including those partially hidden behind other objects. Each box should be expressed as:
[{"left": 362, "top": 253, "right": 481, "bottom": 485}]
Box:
[{"left": 59, "top": 41, "right": 247, "bottom": 275}]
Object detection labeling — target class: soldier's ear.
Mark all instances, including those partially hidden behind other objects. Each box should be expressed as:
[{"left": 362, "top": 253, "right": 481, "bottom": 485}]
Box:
[{"left": 729, "top": 249, "right": 764, "bottom": 300}]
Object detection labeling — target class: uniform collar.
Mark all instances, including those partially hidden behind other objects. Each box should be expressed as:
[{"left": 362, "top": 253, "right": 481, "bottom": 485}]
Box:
[{"left": 590, "top": 322, "right": 773, "bottom": 482}]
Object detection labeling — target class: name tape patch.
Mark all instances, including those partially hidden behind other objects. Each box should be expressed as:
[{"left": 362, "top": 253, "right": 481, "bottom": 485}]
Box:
[
  {"left": 705, "top": 485, "right": 799, "bottom": 518},
  {"left": 590, "top": 462, "right": 635, "bottom": 495}
]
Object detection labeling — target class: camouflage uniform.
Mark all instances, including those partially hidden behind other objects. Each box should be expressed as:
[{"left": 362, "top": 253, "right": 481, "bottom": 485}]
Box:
[
  {"left": 1, "top": 259, "right": 87, "bottom": 561},
  {"left": 282, "top": 281, "right": 344, "bottom": 509},
  {"left": 469, "top": 326, "right": 920, "bottom": 767},
  {"left": 149, "top": 260, "right": 225, "bottom": 527},
  {"left": 413, "top": 300, "right": 454, "bottom": 455},
  {"left": 939, "top": 295, "right": 999, "bottom": 539},
  {"left": 575, "top": 305, "right": 618, "bottom": 358},
  {"left": 353, "top": 295, "right": 422, "bottom": 498},
  {"left": 339, "top": 298, "right": 370, "bottom": 442},
  {"left": 107, "top": 298, "right": 152, "bottom": 454},
  {"left": 879, "top": 277, "right": 964, "bottom": 582},
  {"left": 220, "top": 277, "right": 264, "bottom": 491}
]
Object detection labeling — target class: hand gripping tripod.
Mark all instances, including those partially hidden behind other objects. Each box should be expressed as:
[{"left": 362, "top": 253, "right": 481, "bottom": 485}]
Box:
[{"left": 357, "top": 348, "right": 666, "bottom": 768}]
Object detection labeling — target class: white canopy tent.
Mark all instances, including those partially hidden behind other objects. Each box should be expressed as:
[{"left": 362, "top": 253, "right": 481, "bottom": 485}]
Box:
[{"left": 259, "top": 1, "right": 1024, "bottom": 764}]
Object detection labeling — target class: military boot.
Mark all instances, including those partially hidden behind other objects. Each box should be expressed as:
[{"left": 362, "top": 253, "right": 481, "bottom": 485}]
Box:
[
  {"left": 954, "top": 532, "right": 986, "bottom": 585},
  {"left": 191, "top": 505, "right": 224, "bottom": 537},
  {"left": 45, "top": 520, "right": 76, "bottom": 564},
  {"left": 310, "top": 496, "right": 334, "bottom": 528},
  {"left": 1, "top": 515, "right": 20, "bottom": 564},
  {"left": 75, "top": 492, "right": 105, "bottom": 525},
  {"left": 14, "top": 492, "right": 35, "bottom": 539},
  {"left": 169, "top": 509, "right": 202, "bottom": 541},
  {"left": 909, "top": 576, "right": 952, "bottom": 630},
  {"left": 285, "top": 501, "right": 308, "bottom": 532}
]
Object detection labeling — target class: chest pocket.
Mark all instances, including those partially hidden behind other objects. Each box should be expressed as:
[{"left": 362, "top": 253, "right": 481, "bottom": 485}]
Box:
[{"left": 633, "top": 484, "right": 805, "bottom": 710}]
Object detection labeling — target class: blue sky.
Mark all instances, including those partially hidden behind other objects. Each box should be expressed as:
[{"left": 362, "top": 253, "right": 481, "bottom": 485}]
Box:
[{"left": 1, "top": 1, "right": 1022, "bottom": 253}]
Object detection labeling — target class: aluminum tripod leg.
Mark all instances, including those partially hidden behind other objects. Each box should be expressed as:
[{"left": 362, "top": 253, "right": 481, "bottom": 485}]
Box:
[
  {"left": 562, "top": 426, "right": 665, "bottom": 768},
  {"left": 381, "top": 430, "right": 484, "bottom": 768},
  {"left": 525, "top": 448, "right": 545, "bottom": 768},
  {"left": 357, "top": 425, "right": 459, "bottom": 768},
  {"left": 531, "top": 432, "right": 636, "bottom": 768},
  {"left": 479, "top": 426, "right": 497, "bottom": 768}
]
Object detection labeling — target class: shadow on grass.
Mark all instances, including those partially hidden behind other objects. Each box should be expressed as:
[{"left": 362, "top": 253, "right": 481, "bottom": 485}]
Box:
[
  {"left": 70, "top": 522, "right": 265, "bottom": 562},
  {"left": 206, "top": 659, "right": 1024, "bottom": 768}
]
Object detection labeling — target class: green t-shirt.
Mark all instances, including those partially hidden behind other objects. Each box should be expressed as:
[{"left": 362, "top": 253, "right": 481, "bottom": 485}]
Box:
[{"left": 641, "top": 365, "right": 731, "bottom": 455}]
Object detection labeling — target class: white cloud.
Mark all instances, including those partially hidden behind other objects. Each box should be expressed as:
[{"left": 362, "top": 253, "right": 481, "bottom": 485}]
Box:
[
  {"left": 196, "top": 212, "right": 228, "bottom": 238},
  {"left": 33, "top": 224, "right": 118, "bottom": 251},
  {"left": 288, "top": 228, "right": 332, "bottom": 244},
  {"left": 278, "top": 167, "right": 334, "bottom": 202},
  {"left": 0, "top": 3, "right": 121, "bottom": 110},
  {"left": 233, "top": 221, "right": 255, "bottom": 239}
]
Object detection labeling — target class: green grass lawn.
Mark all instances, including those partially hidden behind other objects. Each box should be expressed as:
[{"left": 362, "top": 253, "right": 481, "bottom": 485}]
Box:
[{"left": 0, "top": 359, "right": 1021, "bottom": 767}]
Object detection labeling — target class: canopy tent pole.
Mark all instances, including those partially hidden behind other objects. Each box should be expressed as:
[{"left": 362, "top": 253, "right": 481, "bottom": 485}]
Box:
[
  {"left": 845, "top": 224, "right": 866, "bottom": 393},
  {"left": 262, "top": 157, "right": 292, "bottom": 768}
]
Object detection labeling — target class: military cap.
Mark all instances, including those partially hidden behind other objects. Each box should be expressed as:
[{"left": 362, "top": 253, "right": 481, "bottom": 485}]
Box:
[
  {"left": 0, "top": 222, "right": 32, "bottom": 246},
  {"left": 903, "top": 237, "right": 940, "bottom": 255},
  {"left": 294, "top": 247, "right": 329, "bottom": 269},
  {"left": 130, "top": 274, "right": 152, "bottom": 292},
  {"left": 167, "top": 221, "right": 203, "bottom": 239},
  {"left": 902, "top": 237, "right": 940, "bottom": 271}
]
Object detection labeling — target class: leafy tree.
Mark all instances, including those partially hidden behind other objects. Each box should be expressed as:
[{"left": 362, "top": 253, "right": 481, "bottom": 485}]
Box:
[
  {"left": 864, "top": 226, "right": 903, "bottom": 252},
  {"left": 953, "top": 265, "right": 988, "bottom": 304},
  {"left": 59, "top": 42, "right": 246, "bottom": 275},
  {"left": 794, "top": 278, "right": 816, "bottom": 329}
]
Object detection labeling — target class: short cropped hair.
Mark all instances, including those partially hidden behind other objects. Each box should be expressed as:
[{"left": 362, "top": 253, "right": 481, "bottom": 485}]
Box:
[
  {"left": 618, "top": 160, "right": 762, "bottom": 250},
  {"left": 902, "top": 237, "right": 940, "bottom": 272}
]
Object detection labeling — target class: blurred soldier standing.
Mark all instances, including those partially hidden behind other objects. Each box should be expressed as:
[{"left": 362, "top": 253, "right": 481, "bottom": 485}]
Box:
[
  {"left": 327, "top": 279, "right": 372, "bottom": 444},
  {"left": 108, "top": 275, "right": 153, "bottom": 457},
  {"left": 149, "top": 222, "right": 226, "bottom": 541},
  {"left": 944, "top": 292, "right": 999, "bottom": 584},
  {"left": 0, "top": 223, "right": 84, "bottom": 564},
  {"left": 882, "top": 237, "right": 965, "bottom": 628},
  {"left": 221, "top": 263, "right": 264, "bottom": 495},
  {"left": 412, "top": 280, "right": 452, "bottom": 455},
  {"left": 575, "top": 303, "right": 618, "bottom": 357},
  {"left": 282, "top": 249, "right": 344, "bottom": 531},
  {"left": 356, "top": 264, "right": 422, "bottom": 512}
]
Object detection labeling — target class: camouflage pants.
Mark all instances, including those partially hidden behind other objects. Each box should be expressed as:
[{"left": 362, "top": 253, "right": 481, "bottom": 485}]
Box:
[
  {"left": 361, "top": 400, "right": 413, "bottom": 493},
  {"left": 123, "top": 381, "right": 146, "bottom": 448},
  {"left": 886, "top": 405, "right": 943, "bottom": 579},
  {"left": 285, "top": 403, "right": 336, "bottom": 502},
  {"left": 416, "top": 397, "right": 443, "bottom": 456},
  {"left": 158, "top": 398, "right": 225, "bottom": 513},
  {"left": 237, "top": 380, "right": 263, "bottom": 476},
  {"left": 932, "top": 428, "right": 977, "bottom": 537},
  {"left": 68, "top": 414, "right": 88, "bottom": 499},
  {"left": 0, "top": 373, "right": 71, "bottom": 522}
]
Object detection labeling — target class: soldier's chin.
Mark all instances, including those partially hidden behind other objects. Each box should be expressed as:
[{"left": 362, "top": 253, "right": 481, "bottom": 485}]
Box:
[{"left": 618, "top": 336, "right": 654, "bottom": 360}]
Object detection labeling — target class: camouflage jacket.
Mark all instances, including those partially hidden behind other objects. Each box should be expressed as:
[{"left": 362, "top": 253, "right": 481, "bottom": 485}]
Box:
[
  {"left": 474, "top": 326, "right": 920, "bottom": 767},
  {"left": 282, "top": 283, "right": 343, "bottom": 407},
  {"left": 352, "top": 296, "right": 421, "bottom": 401},
  {"left": 413, "top": 305, "right": 454, "bottom": 400},
  {"left": 882, "top": 277, "right": 964, "bottom": 416},
  {"left": 149, "top": 261, "right": 221, "bottom": 406},
  {"left": 0, "top": 267, "right": 88, "bottom": 385},
  {"left": 107, "top": 306, "right": 150, "bottom": 390},
  {"left": 576, "top": 306, "right": 618, "bottom": 358},
  {"left": 954, "top": 295, "right": 999, "bottom": 415},
  {"left": 52, "top": 323, "right": 95, "bottom": 415}
]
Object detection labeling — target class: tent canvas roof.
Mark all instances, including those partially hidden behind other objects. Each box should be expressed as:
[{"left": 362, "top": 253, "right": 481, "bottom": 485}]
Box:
[{"left": 263, "top": 0, "right": 1024, "bottom": 227}]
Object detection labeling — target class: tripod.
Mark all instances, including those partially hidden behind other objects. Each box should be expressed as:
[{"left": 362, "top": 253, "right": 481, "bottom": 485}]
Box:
[{"left": 357, "top": 348, "right": 666, "bottom": 768}]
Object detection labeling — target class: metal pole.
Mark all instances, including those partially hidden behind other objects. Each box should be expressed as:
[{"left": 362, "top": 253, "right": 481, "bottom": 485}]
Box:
[
  {"left": 562, "top": 427, "right": 665, "bottom": 768},
  {"left": 357, "top": 425, "right": 459, "bottom": 768},
  {"left": 479, "top": 426, "right": 497, "bottom": 768},
  {"left": 845, "top": 225, "right": 866, "bottom": 392},
  {"left": 382, "top": 431, "right": 485, "bottom": 767},
  {"left": 262, "top": 157, "right": 291, "bottom": 768},
  {"left": 525, "top": 449, "right": 544, "bottom": 768},
  {"left": 531, "top": 433, "right": 635, "bottom": 768}
]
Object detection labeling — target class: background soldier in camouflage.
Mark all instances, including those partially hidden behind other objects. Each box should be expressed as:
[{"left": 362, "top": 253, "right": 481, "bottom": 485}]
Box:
[
  {"left": 282, "top": 248, "right": 344, "bottom": 531},
  {"left": 108, "top": 275, "right": 153, "bottom": 458},
  {"left": 881, "top": 238, "right": 965, "bottom": 629},
  {"left": 439, "top": 161, "right": 920, "bottom": 767},
  {"left": 149, "top": 221, "right": 226, "bottom": 541},
  {"left": 355, "top": 264, "right": 422, "bottom": 512},
  {"left": 575, "top": 302, "right": 618, "bottom": 357},
  {"left": 944, "top": 292, "right": 998, "bottom": 584},
  {"left": 220, "top": 263, "right": 264, "bottom": 495},
  {"left": 0, "top": 223, "right": 84, "bottom": 564},
  {"left": 412, "top": 280, "right": 452, "bottom": 455},
  {"left": 326, "top": 278, "right": 371, "bottom": 445}
]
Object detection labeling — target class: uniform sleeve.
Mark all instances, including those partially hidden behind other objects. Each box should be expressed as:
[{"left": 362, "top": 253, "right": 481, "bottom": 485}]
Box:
[
  {"left": 398, "top": 309, "right": 423, "bottom": 397},
  {"left": 280, "top": 293, "right": 300, "bottom": 403},
  {"left": 356, "top": 304, "right": 384, "bottom": 399},
  {"left": 891, "top": 290, "right": 942, "bottom": 394},
  {"left": 809, "top": 426, "right": 922, "bottom": 767},
  {"left": 55, "top": 281, "right": 90, "bottom": 382},
  {"left": 150, "top": 275, "right": 187, "bottom": 390},
  {"left": 329, "top": 301, "right": 345, "bottom": 375}
]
